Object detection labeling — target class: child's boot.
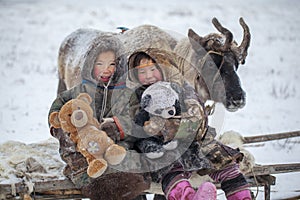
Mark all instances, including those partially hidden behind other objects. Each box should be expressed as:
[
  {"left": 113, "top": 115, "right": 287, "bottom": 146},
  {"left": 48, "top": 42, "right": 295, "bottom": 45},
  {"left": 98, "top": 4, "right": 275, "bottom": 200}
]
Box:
[
  {"left": 227, "top": 189, "right": 252, "bottom": 200},
  {"left": 209, "top": 164, "right": 252, "bottom": 200},
  {"left": 162, "top": 168, "right": 194, "bottom": 200},
  {"left": 166, "top": 180, "right": 217, "bottom": 200},
  {"left": 167, "top": 180, "right": 196, "bottom": 200},
  {"left": 192, "top": 182, "right": 217, "bottom": 200},
  {"left": 162, "top": 169, "right": 217, "bottom": 200}
]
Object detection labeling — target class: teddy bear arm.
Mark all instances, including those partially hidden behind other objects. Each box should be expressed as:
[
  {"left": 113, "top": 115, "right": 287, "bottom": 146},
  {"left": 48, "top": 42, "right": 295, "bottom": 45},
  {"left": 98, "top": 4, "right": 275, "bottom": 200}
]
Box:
[
  {"left": 69, "top": 133, "right": 79, "bottom": 143},
  {"left": 90, "top": 117, "right": 101, "bottom": 128}
]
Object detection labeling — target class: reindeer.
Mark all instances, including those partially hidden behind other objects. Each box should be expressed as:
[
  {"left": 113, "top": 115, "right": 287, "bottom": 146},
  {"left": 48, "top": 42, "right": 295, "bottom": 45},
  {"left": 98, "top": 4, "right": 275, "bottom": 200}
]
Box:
[{"left": 174, "top": 17, "right": 251, "bottom": 112}]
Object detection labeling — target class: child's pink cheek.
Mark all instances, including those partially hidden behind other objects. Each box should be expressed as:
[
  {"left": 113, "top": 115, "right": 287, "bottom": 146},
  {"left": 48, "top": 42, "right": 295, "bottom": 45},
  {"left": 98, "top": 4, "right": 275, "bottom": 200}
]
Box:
[
  {"left": 138, "top": 75, "right": 145, "bottom": 83},
  {"left": 93, "top": 68, "right": 101, "bottom": 77}
]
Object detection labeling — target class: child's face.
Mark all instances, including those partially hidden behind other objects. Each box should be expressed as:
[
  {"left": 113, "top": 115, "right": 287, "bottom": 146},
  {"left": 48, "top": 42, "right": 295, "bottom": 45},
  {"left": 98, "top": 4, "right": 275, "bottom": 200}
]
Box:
[
  {"left": 137, "top": 58, "right": 163, "bottom": 85},
  {"left": 93, "top": 51, "right": 116, "bottom": 83}
]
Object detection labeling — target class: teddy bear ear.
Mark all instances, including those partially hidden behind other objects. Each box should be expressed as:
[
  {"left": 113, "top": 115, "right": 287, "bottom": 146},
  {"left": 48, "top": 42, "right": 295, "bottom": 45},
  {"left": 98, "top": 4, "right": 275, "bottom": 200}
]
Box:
[
  {"left": 141, "top": 94, "right": 152, "bottom": 109},
  {"left": 49, "top": 112, "right": 61, "bottom": 128},
  {"left": 77, "top": 93, "right": 92, "bottom": 104}
]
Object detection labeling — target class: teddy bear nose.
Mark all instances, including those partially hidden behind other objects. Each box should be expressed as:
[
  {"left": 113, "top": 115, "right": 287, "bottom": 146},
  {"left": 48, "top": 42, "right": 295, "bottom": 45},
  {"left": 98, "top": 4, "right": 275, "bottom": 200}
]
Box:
[
  {"left": 71, "top": 110, "right": 88, "bottom": 128},
  {"left": 75, "top": 112, "right": 83, "bottom": 120},
  {"left": 168, "top": 110, "right": 174, "bottom": 115}
]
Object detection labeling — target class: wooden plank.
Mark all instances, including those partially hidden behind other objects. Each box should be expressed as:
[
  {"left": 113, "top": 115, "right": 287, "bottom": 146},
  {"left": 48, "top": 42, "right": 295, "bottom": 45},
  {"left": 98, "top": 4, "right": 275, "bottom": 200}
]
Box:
[
  {"left": 0, "top": 175, "right": 276, "bottom": 200},
  {"left": 256, "top": 175, "right": 276, "bottom": 200},
  {"left": 243, "top": 130, "right": 300, "bottom": 144},
  {"left": 2, "top": 163, "right": 299, "bottom": 199},
  {"left": 246, "top": 163, "right": 300, "bottom": 176},
  {"left": 28, "top": 193, "right": 83, "bottom": 200},
  {"left": 282, "top": 195, "right": 300, "bottom": 200},
  {"left": 34, "top": 179, "right": 78, "bottom": 192},
  {"left": 0, "top": 179, "right": 78, "bottom": 195}
]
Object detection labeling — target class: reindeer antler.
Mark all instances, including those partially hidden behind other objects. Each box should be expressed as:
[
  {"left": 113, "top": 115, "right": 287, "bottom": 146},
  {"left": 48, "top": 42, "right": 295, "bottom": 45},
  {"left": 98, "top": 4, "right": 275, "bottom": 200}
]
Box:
[
  {"left": 188, "top": 18, "right": 251, "bottom": 65},
  {"left": 237, "top": 17, "right": 251, "bottom": 64},
  {"left": 212, "top": 17, "right": 251, "bottom": 64},
  {"left": 212, "top": 17, "right": 233, "bottom": 51}
]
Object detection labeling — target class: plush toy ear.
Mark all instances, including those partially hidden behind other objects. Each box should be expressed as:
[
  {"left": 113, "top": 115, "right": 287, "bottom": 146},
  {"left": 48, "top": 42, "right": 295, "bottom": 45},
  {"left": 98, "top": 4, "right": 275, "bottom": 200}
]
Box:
[
  {"left": 174, "top": 99, "right": 181, "bottom": 115},
  {"left": 77, "top": 93, "right": 92, "bottom": 104},
  {"left": 49, "top": 111, "right": 61, "bottom": 128},
  {"left": 141, "top": 94, "right": 152, "bottom": 109}
]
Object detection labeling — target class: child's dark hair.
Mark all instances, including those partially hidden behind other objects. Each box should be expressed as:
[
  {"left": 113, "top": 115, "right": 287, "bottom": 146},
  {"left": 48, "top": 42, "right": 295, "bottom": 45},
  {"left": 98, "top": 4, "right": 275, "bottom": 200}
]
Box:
[
  {"left": 133, "top": 52, "right": 156, "bottom": 68},
  {"left": 132, "top": 52, "right": 165, "bottom": 83}
]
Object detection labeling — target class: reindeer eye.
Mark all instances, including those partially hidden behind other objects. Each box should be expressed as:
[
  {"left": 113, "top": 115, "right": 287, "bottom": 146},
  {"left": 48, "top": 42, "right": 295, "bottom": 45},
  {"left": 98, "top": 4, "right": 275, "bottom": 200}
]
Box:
[{"left": 77, "top": 106, "right": 81, "bottom": 110}]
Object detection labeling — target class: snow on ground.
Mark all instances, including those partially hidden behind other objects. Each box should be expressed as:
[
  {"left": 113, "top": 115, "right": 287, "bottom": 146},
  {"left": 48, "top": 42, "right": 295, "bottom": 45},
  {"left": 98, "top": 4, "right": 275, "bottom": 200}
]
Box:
[
  {"left": 0, "top": 138, "right": 65, "bottom": 184},
  {"left": 0, "top": 0, "right": 300, "bottom": 199}
]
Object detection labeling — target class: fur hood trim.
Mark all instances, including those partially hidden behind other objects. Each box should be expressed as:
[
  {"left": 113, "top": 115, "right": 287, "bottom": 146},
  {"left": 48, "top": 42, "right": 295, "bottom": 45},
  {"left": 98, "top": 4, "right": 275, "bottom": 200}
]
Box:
[
  {"left": 81, "top": 32, "right": 127, "bottom": 86},
  {"left": 127, "top": 48, "right": 183, "bottom": 87}
]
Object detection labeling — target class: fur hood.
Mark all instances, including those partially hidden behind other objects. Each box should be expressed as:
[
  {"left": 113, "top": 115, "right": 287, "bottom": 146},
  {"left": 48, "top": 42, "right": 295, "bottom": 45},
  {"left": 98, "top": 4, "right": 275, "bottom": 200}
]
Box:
[
  {"left": 127, "top": 48, "right": 183, "bottom": 87},
  {"left": 81, "top": 32, "right": 127, "bottom": 86}
]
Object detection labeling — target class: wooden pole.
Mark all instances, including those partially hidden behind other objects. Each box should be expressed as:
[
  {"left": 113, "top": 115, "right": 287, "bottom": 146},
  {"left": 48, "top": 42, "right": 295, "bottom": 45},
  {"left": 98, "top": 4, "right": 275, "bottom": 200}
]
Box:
[
  {"left": 243, "top": 130, "right": 300, "bottom": 144},
  {"left": 245, "top": 163, "right": 300, "bottom": 176}
]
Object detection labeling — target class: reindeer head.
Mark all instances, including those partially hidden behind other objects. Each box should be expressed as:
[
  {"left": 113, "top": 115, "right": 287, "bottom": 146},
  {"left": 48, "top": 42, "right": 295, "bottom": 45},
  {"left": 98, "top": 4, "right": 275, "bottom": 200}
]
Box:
[{"left": 188, "top": 17, "right": 251, "bottom": 112}]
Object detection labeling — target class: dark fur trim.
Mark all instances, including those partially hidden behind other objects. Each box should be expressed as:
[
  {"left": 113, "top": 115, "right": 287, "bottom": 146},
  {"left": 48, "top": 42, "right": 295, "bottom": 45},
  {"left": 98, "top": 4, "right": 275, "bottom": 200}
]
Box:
[{"left": 81, "top": 172, "right": 151, "bottom": 200}]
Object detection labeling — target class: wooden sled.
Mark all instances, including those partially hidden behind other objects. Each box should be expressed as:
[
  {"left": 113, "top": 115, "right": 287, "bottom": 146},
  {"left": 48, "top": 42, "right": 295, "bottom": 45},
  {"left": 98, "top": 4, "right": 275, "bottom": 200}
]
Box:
[{"left": 1, "top": 130, "right": 300, "bottom": 200}]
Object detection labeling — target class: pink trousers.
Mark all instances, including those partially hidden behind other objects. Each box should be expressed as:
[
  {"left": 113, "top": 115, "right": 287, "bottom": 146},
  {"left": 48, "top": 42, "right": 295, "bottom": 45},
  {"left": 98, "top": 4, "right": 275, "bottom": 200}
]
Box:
[{"left": 167, "top": 181, "right": 217, "bottom": 200}]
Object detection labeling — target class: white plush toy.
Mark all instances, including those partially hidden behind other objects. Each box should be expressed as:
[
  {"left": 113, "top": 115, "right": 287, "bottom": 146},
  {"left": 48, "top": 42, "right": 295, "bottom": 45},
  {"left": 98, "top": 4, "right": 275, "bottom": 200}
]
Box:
[
  {"left": 141, "top": 81, "right": 179, "bottom": 119},
  {"left": 135, "top": 81, "right": 182, "bottom": 159}
]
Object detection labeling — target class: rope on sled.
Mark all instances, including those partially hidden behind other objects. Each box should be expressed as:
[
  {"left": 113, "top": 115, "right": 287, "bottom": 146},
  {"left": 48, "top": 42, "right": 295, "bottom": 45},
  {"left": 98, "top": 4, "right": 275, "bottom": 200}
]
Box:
[
  {"left": 23, "top": 175, "right": 35, "bottom": 200},
  {"left": 10, "top": 171, "right": 36, "bottom": 199},
  {"left": 10, "top": 183, "right": 16, "bottom": 196},
  {"left": 251, "top": 167, "right": 259, "bottom": 199}
]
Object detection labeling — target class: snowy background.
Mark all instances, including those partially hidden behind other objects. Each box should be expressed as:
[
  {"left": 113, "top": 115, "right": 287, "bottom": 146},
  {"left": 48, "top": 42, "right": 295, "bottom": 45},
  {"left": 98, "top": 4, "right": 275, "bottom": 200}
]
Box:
[{"left": 0, "top": 0, "right": 300, "bottom": 199}]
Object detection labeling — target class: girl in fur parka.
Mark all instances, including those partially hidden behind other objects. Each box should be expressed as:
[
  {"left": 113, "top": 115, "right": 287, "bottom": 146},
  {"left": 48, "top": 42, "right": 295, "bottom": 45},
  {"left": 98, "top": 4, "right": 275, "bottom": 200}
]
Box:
[
  {"left": 127, "top": 48, "right": 216, "bottom": 200},
  {"left": 127, "top": 48, "right": 252, "bottom": 200},
  {"left": 48, "top": 32, "right": 150, "bottom": 200}
]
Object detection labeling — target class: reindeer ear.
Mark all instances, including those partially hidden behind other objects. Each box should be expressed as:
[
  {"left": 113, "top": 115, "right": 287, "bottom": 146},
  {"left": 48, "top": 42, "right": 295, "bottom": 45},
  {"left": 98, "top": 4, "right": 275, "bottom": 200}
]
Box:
[
  {"left": 188, "top": 29, "right": 198, "bottom": 40},
  {"left": 141, "top": 94, "right": 152, "bottom": 109},
  {"left": 49, "top": 112, "right": 61, "bottom": 128},
  {"left": 188, "top": 29, "right": 205, "bottom": 52},
  {"left": 77, "top": 93, "right": 92, "bottom": 104}
]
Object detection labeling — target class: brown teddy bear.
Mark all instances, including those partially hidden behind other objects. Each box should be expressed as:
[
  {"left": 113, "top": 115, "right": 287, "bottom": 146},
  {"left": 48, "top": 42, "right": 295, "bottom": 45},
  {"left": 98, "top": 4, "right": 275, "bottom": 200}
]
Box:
[{"left": 49, "top": 93, "right": 127, "bottom": 178}]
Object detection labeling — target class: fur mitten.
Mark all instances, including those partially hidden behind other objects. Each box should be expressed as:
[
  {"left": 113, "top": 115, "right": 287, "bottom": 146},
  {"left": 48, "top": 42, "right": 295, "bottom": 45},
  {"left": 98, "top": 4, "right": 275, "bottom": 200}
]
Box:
[
  {"left": 81, "top": 172, "right": 151, "bottom": 200},
  {"left": 100, "top": 118, "right": 121, "bottom": 142}
]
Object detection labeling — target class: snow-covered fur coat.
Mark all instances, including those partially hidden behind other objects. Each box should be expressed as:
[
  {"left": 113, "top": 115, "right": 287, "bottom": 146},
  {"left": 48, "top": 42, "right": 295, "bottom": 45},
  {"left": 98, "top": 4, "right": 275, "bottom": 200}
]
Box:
[
  {"left": 119, "top": 24, "right": 177, "bottom": 56},
  {"left": 126, "top": 48, "right": 244, "bottom": 183},
  {"left": 49, "top": 33, "right": 150, "bottom": 200}
]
